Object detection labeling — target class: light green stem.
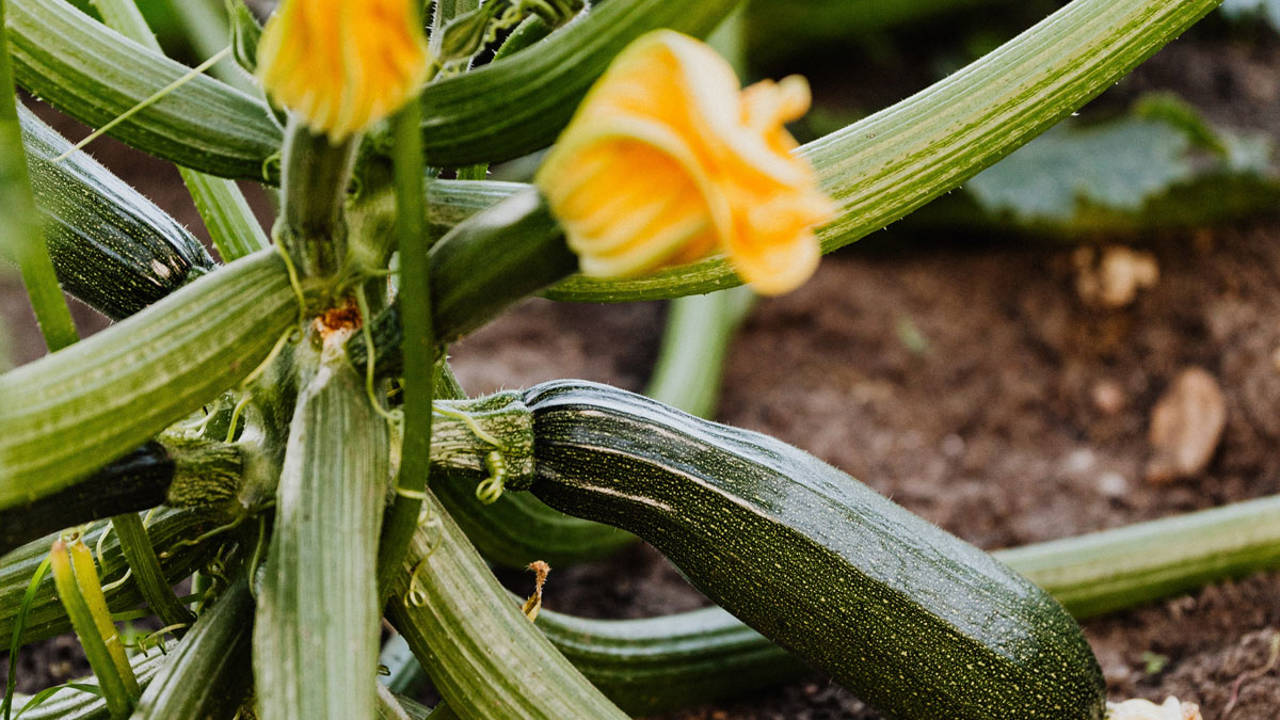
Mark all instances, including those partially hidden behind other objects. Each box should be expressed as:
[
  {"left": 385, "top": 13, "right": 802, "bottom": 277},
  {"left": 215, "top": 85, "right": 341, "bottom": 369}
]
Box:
[
  {"left": 49, "top": 541, "right": 134, "bottom": 718},
  {"left": 91, "top": 0, "right": 267, "bottom": 262},
  {"left": 377, "top": 100, "right": 435, "bottom": 600},
  {"left": 386, "top": 493, "right": 630, "bottom": 720},
  {"left": 110, "top": 512, "right": 194, "bottom": 630},
  {"left": 0, "top": 249, "right": 298, "bottom": 510},
  {"left": 545, "top": 0, "right": 1225, "bottom": 301},
  {"left": 0, "top": 0, "right": 77, "bottom": 353},
  {"left": 645, "top": 288, "right": 753, "bottom": 418}
]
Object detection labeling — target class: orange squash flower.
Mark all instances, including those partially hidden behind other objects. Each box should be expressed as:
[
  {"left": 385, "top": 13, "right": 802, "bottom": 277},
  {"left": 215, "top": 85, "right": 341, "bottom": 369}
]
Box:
[
  {"left": 535, "top": 31, "right": 836, "bottom": 295},
  {"left": 257, "top": 0, "right": 431, "bottom": 142}
]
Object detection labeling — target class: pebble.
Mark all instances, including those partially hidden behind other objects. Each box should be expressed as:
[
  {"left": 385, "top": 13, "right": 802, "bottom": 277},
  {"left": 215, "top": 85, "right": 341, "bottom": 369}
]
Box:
[
  {"left": 1097, "top": 471, "right": 1129, "bottom": 498},
  {"left": 1145, "top": 367, "right": 1227, "bottom": 483},
  {"left": 1091, "top": 378, "right": 1127, "bottom": 415}
]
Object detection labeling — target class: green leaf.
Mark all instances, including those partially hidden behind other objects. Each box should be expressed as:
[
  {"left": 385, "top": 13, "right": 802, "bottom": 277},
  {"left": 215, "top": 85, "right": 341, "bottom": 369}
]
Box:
[
  {"left": 966, "top": 118, "right": 1194, "bottom": 222},
  {"left": 1221, "top": 0, "right": 1280, "bottom": 30}
]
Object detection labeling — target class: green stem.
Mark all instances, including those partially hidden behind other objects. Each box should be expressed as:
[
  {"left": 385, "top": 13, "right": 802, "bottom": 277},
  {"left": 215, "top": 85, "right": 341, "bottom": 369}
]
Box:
[
  {"left": 0, "top": 249, "right": 299, "bottom": 511},
  {"left": 167, "top": 0, "right": 251, "bottom": 91},
  {"left": 91, "top": 0, "right": 268, "bottom": 263},
  {"left": 645, "top": 288, "right": 753, "bottom": 418},
  {"left": 8, "top": 0, "right": 279, "bottom": 180},
  {"left": 377, "top": 101, "right": 435, "bottom": 600},
  {"left": 49, "top": 540, "right": 134, "bottom": 718},
  {"left": 544, "top": 0, "right": 1225, "bottom": 301},
  {"left": 254, "top": 335, "right": 390, "bottom": 720},
  {"left": 109, "top": 512, "right": 194, "bottom": 630},
  {"left": 385, "top": 493, "right": 630, "bottom": 720},
  {"left": 1, "top": 509, "right": 221, "bottom": 649},
  {"left": 131, "top": 577, "right": 253, "bottom": 719},
  {"left": 0, "top": 0, "right": 77, "bottom": 352},
  {"left": 276, "top": 120, "right": 357, "bottom": 278}
]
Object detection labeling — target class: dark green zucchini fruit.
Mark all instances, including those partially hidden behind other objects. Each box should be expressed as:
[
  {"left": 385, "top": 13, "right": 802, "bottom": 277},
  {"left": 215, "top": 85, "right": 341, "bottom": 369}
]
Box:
[
  {"left": 17, "top": 106, "right": 215, "bottom": 320},
  {"left": 524, "top": 380, "right": 1106, "bottom": 720}
]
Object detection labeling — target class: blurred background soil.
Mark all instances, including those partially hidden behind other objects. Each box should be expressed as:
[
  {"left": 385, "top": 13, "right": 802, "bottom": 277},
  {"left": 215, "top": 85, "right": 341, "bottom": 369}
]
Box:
[{"left": 4, "top": 2, "right": 1280, "bottom": 718}]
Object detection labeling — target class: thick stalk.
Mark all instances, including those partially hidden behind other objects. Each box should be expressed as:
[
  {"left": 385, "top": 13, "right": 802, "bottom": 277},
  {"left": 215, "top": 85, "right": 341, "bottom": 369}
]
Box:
[
  {"left": 131, "top": 577, "right": 253, "bottom": 720},
  {"left": 386, "top": 493, "right": 630, "bottom": 720},
  {"left": 9, "top": 0, "right": 735, "bottom": 178},
  {"left": 8, "top": 0, "right": 279, "bottom": 179},
  {"left": 89, "top": 0, "right": 268, "bottom": 262},
  {"left": 0, "top": 249, "right": 299, "bottom": 509},
  {"left": 254, "top": 333, "right": 390, "bottom": 720},
  {"left": 276, "top": 121, "right": 356, "bottom": 278}
]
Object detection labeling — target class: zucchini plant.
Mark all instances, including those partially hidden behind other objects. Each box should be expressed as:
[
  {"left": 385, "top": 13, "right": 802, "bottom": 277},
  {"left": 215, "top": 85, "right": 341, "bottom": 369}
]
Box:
[{"left": 0, "top": 0, "right": 1255, "bottom": 719}]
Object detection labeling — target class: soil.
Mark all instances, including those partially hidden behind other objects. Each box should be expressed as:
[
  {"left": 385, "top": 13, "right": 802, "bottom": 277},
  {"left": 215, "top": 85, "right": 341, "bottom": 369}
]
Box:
[{"left": 5, "top": 12, "right": 1280, "bottom": 720}]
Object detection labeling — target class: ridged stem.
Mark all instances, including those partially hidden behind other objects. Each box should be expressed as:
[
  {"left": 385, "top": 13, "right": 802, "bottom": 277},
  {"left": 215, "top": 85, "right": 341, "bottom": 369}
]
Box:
[
  {"left": 276, "top": 121, "right": 356, "bottom": 278},
  {"left": 253, "top": 334, "right": 390, "bottom": 720},
  {"left": 545, "top": 0, "right": 1225, "bottom": 301},
  {"left": 89, "top": 0, "right": 268, "bottom": 262},
  {"left": 0, "top": 249, "right": 299, "bottom": 510},
  {"left": 386, "top": 493, "right": 630, "bottom": 720},
  {"left": 110, "top": 513, "right": 194, "bottom": 630},
  {"left": 131, "top": 577, "right": 253, "bottom": 719}
]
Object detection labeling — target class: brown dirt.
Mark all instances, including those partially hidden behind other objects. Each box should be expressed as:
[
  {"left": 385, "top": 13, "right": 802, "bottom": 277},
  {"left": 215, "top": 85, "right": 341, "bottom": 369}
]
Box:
[{"left": 5, "top": 17, "right": 1280, "bottom": 720}]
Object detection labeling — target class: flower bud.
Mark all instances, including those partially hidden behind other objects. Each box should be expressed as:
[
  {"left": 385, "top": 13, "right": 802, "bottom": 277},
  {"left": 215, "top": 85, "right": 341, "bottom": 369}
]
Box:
[
  {"left": 256, "top": 0, "right": 431, "bottom": 142},
  {"left": 535, "top": 30, "right": 835, "bottom": 295}
]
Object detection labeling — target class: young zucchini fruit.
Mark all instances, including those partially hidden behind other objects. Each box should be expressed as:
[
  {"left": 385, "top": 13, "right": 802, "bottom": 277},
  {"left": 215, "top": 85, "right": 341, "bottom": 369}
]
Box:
[
  {"left": 17, "top": 106, "right": 215, "bottom": 320},
  {"left": 523, "top": 380, "right": 1106, "bottom": 720}
]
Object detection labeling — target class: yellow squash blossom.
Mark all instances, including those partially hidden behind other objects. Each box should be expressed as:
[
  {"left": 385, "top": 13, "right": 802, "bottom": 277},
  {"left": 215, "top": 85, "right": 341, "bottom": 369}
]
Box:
[
  {"left": 257, "top": 0, "right": 430, "bottom": 142},
  {"left": 535, "top": 30, "right": 836, "bottom": 295}
]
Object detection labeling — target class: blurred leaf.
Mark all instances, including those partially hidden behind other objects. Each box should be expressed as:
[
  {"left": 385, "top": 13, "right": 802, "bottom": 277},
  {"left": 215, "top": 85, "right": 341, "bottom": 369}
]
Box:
[
  {"left": 1134, "top": 92, "right": 1227, "bottom": 154},
  {"left": 1221, "top": 0, "right": 1280, "bottom": 31},
  {"left": 968, "top": 118, "right": 1194, "bottom": 222}
]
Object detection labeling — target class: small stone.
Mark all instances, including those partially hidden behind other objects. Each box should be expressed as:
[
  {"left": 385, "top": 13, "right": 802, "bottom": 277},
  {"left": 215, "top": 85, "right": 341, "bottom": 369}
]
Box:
[
  {"left": 1072, "top": 245, "right": 1160, "bottom": 309},
  {"left": 1097, "top": 471, "right": 1129, "bottom": 498},
  {"left": 1145, "top": 368, "right": 1227, "bottom": 483},
  {"left": 1091, "top": 379, "right": 1127, "bottom": 415},
  {"left": 1064, "top": 448, "right": 1096, "bottom": 474}
]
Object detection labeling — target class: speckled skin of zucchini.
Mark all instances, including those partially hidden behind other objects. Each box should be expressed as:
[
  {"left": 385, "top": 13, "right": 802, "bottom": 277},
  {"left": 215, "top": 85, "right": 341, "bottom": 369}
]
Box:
[
  {"left": 524, "top": 380, "right": 1106, "bottom": 720},
  {"left": 18, "top": 106, "right": 215, "bottom": 320}
]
